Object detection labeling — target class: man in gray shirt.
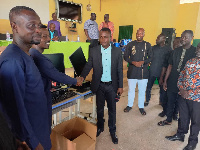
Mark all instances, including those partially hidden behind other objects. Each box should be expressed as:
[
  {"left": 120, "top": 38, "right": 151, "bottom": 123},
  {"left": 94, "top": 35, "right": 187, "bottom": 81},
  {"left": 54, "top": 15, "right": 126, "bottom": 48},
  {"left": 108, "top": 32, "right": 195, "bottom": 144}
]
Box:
[{"left": 84, "top": 13, "right": 99, "bottom": 48}]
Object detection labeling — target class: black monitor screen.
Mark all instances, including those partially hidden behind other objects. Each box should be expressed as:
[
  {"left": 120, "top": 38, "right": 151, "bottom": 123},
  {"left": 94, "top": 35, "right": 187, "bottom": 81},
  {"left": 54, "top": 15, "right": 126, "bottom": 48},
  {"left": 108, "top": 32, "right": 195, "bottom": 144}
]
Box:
[
  {"left": 58, "top": 1, "right": 82, "bottom": 23},
  {"left": 43, "top": 53, "right": 65, "bottom": 73},
  {"left": 69, "top": 47, "right": 86, "bottom": 77}
]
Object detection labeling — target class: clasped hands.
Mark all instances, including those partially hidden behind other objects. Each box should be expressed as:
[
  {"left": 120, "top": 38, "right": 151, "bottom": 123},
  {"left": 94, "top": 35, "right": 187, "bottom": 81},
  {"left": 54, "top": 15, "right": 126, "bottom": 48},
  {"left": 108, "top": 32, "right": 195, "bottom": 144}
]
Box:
[
  {"left": 52, "top": 36, "right": 59, "bottom": 41},
  {"left": 132, "top": 61, "right": 144, "bottom": 67},
  {"left": 76, "top": 77, "right": 84, "bottom": 86}
]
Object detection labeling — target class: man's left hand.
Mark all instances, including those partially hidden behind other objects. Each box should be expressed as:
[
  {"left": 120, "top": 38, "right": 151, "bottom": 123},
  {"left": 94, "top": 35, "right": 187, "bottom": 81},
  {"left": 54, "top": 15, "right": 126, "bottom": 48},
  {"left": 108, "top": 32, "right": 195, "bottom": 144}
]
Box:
[
  {"left": 180, "top": 89, "right": 189, "bottom": 99},
  {"left": 117, "top": 88, "right": 123, "bottom": 95}
]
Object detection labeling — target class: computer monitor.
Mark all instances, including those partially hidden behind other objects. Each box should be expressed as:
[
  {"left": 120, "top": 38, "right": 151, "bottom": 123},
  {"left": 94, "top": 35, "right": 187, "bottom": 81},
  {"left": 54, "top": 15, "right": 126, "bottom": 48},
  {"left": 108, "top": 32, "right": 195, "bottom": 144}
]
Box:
[
  {"left": 43, "top": 53, "right": 65, "bottom": 73},
  {"left": 69, "top": 47, "right": 86, "bottom": 77}
]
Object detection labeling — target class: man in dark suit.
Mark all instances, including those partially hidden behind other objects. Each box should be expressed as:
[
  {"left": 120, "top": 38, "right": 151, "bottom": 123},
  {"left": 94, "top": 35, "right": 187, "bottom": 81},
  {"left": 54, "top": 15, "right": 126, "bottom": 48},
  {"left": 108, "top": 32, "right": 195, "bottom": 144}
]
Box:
[
  {"left": 81, "top": 28, "right": 123, "bottom": 144},
  {"left": 49, "top": 23, "right": 59, "bottom": 41}
]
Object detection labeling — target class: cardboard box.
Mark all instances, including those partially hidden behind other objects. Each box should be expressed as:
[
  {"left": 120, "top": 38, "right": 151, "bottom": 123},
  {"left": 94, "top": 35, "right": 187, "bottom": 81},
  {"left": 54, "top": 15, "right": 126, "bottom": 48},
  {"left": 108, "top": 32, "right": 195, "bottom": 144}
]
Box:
[{"left": 51, "top": 117, "right": 97, "bottom": 150}]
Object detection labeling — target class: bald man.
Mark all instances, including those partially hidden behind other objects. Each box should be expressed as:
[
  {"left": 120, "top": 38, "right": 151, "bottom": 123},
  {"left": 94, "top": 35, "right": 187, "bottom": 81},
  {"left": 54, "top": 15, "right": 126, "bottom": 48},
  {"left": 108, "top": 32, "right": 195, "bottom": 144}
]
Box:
[
  {"left": 0, "top": 6, "right": 51, "bottom": 150},
  {"left": 124, "top": 28, "right": 152, "bottom": 115}
]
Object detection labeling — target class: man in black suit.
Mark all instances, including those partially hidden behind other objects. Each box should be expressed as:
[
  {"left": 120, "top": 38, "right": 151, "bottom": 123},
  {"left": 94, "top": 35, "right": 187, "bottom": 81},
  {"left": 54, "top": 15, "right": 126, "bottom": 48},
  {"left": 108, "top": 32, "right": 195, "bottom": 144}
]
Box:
[
  {"left": 49, "top": 23, "right": 59, "bottom": 41},
  {"left": 81, "top": 28, "right": 123, "bottom": 144}
]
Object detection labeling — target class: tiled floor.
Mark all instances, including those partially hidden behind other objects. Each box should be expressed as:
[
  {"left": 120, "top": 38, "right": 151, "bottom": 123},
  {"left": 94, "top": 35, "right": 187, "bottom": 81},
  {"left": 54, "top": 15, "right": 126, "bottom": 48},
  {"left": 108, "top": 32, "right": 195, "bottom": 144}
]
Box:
[{"left": 56, "top": 60, "right": 200, "bottom": 150}]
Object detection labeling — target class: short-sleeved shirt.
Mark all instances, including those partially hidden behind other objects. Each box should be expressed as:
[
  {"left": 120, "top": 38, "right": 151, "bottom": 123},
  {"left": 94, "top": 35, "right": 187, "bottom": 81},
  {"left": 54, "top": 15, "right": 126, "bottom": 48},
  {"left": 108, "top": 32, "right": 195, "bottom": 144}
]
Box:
[
  {"left": 124, "top": 40, "right": 152, "bottom": 79},
  {"left": 177, "top": 58, "right": 200, "bottom": 101},
  {"left": 149, "top": 45, "right": 172, "bottom": 77},
  {"left": 84, "top": 19, "right": 99, "bottom": 39},
  {"left": 99, "top": 21, "right": 114, "bottom": 41},
  {"left": 167, "top": 46, "right": 196, "bottom": 93},
  {"left": 163, "top": 50, "right": 173, "bottom": 68}
]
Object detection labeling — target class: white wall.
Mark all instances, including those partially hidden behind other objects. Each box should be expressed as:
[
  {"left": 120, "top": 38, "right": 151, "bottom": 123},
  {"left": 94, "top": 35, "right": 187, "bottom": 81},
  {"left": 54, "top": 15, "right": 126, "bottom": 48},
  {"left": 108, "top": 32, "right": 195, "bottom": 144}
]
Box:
[{"left": 0, "top": 0, "right": 49, "bottom": 24}]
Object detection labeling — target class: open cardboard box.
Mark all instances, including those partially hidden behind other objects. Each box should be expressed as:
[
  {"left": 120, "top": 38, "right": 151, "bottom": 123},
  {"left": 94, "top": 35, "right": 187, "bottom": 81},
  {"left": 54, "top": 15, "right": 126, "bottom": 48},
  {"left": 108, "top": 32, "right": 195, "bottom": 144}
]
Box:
[{"left": 51, "top": 117, "right": 97, "bottom": 150}]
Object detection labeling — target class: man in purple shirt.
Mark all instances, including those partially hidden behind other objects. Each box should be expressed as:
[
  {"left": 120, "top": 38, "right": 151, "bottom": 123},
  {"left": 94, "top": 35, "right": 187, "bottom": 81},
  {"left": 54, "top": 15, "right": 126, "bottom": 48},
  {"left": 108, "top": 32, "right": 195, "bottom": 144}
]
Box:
[{"left": 48, "top": 13, "right": 62, "bottom": 37}]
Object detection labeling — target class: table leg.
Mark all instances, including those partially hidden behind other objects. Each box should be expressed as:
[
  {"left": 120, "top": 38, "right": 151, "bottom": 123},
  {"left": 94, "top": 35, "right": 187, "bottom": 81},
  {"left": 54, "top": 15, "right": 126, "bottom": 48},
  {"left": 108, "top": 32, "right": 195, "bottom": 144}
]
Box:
[
  {"left": 53, "top": 114, "right": 57, "bottom": 125},
  {"left": 58, "top": 111, "right": 62, "bottom": 123},
  {"left": 69, "top": 106, "right": 72, "bottom": 119}
]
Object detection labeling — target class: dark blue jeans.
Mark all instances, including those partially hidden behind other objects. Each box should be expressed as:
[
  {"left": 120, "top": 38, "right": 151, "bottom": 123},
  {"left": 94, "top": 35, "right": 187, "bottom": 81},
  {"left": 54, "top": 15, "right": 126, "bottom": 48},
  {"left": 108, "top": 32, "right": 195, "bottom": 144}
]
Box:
[{"left": 146, "top": 76, "right": 161, "bottom": 103}]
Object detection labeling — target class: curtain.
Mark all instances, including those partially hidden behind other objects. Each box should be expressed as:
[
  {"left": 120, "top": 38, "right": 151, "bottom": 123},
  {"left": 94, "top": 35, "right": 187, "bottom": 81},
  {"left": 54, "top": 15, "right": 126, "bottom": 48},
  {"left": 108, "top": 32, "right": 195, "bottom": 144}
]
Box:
[{"left": 118, "top": 25, "right": 133, "bottom": 42}]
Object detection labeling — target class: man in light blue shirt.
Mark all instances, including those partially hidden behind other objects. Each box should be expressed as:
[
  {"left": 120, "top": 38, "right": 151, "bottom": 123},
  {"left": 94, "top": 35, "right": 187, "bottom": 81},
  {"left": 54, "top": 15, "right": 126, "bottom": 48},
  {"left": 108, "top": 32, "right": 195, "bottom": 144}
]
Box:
[
  {"left": 101, "top": 44, "right": 111, "bottom": 82},
  {"left": 81, "top": 28, "right": 123, "bottom": 144}
]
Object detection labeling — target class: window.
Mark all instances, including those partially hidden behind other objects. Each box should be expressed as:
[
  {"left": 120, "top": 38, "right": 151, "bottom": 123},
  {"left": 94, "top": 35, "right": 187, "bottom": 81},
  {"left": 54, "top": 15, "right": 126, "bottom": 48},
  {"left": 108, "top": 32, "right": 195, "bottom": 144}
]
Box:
[{"left": 180, "top": 0, "right": 200, "bottom": 4}]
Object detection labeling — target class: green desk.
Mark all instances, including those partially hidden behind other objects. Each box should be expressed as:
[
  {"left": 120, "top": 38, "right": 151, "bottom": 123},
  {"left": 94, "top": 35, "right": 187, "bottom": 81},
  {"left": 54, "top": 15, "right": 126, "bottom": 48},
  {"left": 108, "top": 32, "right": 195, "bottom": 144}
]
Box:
[
  {"left": 0, "top": 40, "right": 90, "bottom": 68},
  {"left": 0, "top": 40, "right": 12, "bottom": 46},
  {"left": 43, "top": 41, "right": 90, "bottom": 68}
]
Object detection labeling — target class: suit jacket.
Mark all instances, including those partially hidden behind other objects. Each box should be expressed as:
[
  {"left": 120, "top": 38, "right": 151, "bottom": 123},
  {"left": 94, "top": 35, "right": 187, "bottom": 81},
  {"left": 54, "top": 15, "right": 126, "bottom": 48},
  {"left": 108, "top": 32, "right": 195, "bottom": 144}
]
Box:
[{"left": 81, "top": 45, "right": 123, "bottom": 93}]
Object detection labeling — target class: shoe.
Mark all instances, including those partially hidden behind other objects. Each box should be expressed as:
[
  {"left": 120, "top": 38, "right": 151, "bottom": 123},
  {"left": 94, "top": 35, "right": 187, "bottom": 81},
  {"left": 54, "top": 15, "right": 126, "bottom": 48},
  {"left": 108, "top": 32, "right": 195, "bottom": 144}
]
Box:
[
  {"left": 165, "top": 134, "right": 184, "bottom": 142},
  {"left": 144, "top": 102, "right": 149, "bottom": 107},
  {"left": 173, "top": 114, "right": 179, "bottom": 121},
  {"left": 110, "top": 133, "right": 118, "bottom": 144},
  {"left": 183, "top": 144, "right": 196, "bottom": 150},
  {"left": 96, "top": 128, "right": 104, "bottom": 137},
  {"left": 158, "top": 111, "right": 166, "bottom": 117}
]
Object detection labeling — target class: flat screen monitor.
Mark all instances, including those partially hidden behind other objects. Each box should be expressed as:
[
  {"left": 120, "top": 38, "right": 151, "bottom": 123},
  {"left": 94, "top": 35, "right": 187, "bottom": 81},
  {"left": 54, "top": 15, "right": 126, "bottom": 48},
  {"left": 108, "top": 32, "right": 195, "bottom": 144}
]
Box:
[
  {"left": 43, "top": 53, "right": 65, "bottom": 73},
  {"left": 69, "top": 47, "right": 86, "bottom": 77},
  {"left": 56, "top": 0, "right": 82, "bottom": 23}
]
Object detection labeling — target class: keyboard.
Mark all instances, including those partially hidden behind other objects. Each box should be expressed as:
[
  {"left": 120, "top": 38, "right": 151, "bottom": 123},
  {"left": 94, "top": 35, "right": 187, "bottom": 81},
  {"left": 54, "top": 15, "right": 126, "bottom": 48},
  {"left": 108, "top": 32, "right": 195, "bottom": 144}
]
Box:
[{"left": 51, "top": 88, "right": 77, "bottom": 105}]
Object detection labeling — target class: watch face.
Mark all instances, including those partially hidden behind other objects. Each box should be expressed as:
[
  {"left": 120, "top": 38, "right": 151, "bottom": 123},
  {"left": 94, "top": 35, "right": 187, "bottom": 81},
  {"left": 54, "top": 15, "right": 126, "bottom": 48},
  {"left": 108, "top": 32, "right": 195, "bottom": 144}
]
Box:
[{"left": 86, "top": 4, "right": 91, "bottom": 11}]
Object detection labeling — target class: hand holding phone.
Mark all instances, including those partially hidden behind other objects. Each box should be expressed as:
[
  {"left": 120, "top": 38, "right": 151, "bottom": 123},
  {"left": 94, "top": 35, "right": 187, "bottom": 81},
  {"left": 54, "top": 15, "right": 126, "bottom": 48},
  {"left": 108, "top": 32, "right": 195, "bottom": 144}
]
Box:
[{"left": 115, "top": 93, "right": 120, "bottom": 102}]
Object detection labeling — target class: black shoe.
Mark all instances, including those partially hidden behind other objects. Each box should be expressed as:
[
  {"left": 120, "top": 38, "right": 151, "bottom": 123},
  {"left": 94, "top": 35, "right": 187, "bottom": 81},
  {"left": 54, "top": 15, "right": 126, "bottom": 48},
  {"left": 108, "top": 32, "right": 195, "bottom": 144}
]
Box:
[
  {"left": 173, "top": 114, "right": 179, "bottom": 121},
  {"left": 165, "top": 134, "right": 184, "bottom": 142},
  {"left": 96, "top": 128, "right": 104, "bottom": 137},
  {"left": 110, "top": 133, "right": 118, "bottom": 144},
  {"left": 144, "top": 102, "right": 149, "bottom": 107},
  {"left": 183, "top": 144, "right": 196, "bottom": 150},
  {"left": 158, "top": 111, "right": 166, "bottom": 117}
]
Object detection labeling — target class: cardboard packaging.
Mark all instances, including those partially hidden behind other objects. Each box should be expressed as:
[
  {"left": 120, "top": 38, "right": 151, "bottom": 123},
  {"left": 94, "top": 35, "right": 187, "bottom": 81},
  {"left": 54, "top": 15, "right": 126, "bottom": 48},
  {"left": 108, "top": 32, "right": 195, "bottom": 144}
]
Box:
[{"left": 51, "top": 117, "right": 97, "bottom": 150}]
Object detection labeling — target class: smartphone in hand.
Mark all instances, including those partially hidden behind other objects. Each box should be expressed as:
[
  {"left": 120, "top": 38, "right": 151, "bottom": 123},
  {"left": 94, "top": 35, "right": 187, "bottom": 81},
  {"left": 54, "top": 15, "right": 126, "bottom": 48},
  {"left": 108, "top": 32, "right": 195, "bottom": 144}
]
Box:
[{"left": 115, "top": 93, "right": 120, "bottom": 102}]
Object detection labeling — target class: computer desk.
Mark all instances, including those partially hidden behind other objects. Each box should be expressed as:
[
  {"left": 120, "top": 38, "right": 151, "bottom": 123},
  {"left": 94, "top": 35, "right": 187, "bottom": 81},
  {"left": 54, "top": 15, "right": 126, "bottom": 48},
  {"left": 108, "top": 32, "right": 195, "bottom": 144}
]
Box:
[
  {"left": 75, "top": 90, "right": 96, "bottom": 124},
  {"left": 52, "top": 89, "right": 96, "bottom": 127}
]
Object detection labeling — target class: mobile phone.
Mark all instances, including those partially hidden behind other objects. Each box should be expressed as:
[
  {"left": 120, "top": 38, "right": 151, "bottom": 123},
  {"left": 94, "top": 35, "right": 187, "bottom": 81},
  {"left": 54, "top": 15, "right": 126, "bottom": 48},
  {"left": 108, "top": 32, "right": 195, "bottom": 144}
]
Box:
[{"left": 115, "top": 93, "right": 120, "bottom": 102}]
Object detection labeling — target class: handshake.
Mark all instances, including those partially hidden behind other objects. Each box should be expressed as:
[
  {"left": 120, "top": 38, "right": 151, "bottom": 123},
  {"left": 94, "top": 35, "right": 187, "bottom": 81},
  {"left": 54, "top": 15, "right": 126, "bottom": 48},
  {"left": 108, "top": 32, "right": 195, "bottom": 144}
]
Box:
[{"left": 76, "top": 77, "right": 85, "bottom": 86}]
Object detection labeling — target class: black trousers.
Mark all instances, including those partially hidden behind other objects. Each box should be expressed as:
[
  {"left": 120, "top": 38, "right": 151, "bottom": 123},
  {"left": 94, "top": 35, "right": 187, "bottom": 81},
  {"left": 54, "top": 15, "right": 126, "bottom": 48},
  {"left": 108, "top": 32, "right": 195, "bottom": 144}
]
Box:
[
  {"left": 160, "top": 87, "right": 168, "bottom": 114},
  {"left": 166, "top": 91, "right": 179, "bottom": 122},
  {"left": 146, "top": 76, "right": 161, "bottom": 103},
  {"left": 161, "top": 89, "right": 178, "bottom": 116},
  {"left": 177, "top": 96, "right": 200, "bottom": 146},
  {"left": 96, "top": 82, "right": 116, "bottom": 134},
  {"left": 86, "top": 39, "right": 99, "bottom": 49}
]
